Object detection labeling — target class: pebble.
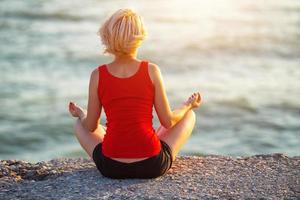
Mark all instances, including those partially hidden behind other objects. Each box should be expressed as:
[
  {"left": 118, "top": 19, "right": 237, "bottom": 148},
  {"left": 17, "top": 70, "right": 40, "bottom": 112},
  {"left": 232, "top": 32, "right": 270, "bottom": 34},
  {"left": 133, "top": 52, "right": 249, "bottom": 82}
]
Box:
[{"left": 0, "top": 154, "right": 299, "bottom": 199}]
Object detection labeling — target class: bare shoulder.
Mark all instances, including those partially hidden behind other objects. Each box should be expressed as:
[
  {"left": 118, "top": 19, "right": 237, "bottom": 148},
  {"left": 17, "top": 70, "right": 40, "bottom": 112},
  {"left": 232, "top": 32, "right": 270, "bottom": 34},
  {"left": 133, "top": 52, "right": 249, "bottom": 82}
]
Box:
[
  {"left": 148, "top": 62, "right": 162, "bottom": 84},
  {"left": 89, "top": 67, "right": 99, "bottom": 86},
  {"left": 148, "top": 62, "right": 161, "bottom": 74},
  {"left": 91, "top": 67, "right": 99, "bottom": 78}
]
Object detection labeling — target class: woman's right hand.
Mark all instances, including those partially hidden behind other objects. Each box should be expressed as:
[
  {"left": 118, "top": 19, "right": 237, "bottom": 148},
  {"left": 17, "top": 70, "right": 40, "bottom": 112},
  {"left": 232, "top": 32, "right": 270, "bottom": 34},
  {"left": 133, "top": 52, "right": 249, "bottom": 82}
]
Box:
[
  {"left": 184, "top": 92, "right": 202, "bottom": 109},
  {"left": 68, "top": 101, "right": 86, "bottom": 119}
]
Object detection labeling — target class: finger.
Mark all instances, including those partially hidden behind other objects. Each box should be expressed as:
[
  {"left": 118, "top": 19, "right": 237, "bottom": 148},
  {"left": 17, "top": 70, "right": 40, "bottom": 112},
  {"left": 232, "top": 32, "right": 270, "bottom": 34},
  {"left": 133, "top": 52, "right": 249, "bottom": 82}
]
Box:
[
  {"left": 69, "top": 103, "right": 75, "bottom": 110},
  {"left": 198, "top": 92, "right": 201, "bottom": 101},
  {"left": 70, "top": 101, "right": 77, "bottom": 107},
  {"left": 69, "top": 105, "right": 73, "bottom": 112},
  {"left": 69, "top": 102, "right": 75, "bottom": 108},
  {"left": 72, "top": 102, "right": 79, "bottom": 108}
]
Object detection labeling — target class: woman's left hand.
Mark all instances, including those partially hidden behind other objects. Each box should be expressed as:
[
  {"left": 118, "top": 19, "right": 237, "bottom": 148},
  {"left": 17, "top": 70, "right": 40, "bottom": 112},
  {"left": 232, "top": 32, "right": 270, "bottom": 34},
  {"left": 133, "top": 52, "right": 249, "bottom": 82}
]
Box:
[{"left": 68, "top": 101, "right": 86, "bottom": 118}]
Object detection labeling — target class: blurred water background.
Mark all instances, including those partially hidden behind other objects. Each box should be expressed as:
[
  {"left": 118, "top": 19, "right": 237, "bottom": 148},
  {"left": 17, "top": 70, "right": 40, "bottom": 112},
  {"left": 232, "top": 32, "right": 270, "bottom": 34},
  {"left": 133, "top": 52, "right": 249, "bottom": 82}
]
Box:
[{"left": 0, "top": 0, "right": 299, "bottom": 162}]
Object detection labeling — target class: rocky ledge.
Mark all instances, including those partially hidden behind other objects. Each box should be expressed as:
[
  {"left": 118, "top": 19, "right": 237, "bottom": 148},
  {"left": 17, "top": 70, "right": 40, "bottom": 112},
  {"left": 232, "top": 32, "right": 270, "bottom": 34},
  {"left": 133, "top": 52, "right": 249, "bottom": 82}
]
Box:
[{"left": 0, "top": 153, "right": 299, "bottom": 199}]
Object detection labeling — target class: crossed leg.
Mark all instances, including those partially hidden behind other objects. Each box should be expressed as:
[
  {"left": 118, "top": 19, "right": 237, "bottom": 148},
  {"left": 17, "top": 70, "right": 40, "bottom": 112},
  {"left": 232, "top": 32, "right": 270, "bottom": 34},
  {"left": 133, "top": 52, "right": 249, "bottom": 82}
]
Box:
[
  {"left": 73, "top": 118, "right": 107, "bottom": 159},
  {"left": 156, "top": 110, "right": 196, "bottom": 162},
  {"left": 73, "top": 109, "right": 196, "bottom": 161}
]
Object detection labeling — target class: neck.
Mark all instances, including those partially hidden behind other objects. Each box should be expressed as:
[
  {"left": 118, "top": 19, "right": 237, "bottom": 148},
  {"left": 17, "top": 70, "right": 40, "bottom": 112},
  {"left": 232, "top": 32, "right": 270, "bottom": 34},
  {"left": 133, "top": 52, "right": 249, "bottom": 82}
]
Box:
[{"left": 113, "top": 51, "right": 137, "bottom": 62}]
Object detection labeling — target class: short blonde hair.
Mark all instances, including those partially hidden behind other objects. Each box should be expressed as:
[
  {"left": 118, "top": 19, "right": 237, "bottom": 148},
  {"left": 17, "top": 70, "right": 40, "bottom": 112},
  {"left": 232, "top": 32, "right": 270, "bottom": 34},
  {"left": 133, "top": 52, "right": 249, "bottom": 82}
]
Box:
[{"left": 97, "top": 8, "right": 147, "bottom": 56}]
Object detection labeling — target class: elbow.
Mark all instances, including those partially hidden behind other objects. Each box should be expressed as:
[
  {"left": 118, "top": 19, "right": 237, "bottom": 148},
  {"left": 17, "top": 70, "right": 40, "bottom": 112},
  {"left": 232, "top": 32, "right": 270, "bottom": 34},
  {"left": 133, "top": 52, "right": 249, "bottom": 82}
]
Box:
[
  {"left": 88, "top": 125, "right": 98, "bottom": 132},
  {"left": 88, "top": 127, "right": 96, "bottom": 133},
  {"left": 162, "top": 118, "right": 175, "bottom": 129},
  {"left": 85, "top": 123, "right": 97, "bottom": 133},
  {"left": 81, "top": 117, "right": 98, "bottom": 132},
  {"left": 163, "top": 124, "right": 172, "bottom": 129}
]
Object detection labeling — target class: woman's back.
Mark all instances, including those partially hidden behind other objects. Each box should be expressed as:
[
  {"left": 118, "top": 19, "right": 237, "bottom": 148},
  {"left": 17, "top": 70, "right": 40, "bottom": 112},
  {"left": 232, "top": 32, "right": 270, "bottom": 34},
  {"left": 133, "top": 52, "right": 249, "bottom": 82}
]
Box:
[
  {"left": 69, "top": 8, "right": 200, "bottom": 179},
  {"left": 98, "top": 60, "right": 161, "bottom": 158}
]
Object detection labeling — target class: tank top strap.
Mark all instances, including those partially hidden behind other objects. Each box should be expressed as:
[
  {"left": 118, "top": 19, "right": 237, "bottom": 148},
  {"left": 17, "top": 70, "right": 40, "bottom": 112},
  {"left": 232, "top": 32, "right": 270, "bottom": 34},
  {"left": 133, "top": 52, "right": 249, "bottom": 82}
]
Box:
[
  {"left": 138, "top": 60, "right": 148, "bottom": 76},
  {"left": 97, "top": 64, "right": 105, "bottom": 82},
  {"left": 98, "top": 64, "right": 106, "bottom": 74},
  {"left": 138, "top": 60, "right": 153, "bottom": 87},
  {"left": 97, "top": 64, "right": 107, "bottom": 101}
]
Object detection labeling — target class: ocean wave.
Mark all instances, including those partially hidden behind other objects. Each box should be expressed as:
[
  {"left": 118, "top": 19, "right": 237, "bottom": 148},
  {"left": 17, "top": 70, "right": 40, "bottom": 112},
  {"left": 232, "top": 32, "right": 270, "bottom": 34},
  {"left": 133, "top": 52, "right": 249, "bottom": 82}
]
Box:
[
  {"left": 1, "top": 11, "right": 91, "bottom": 22},
  {"left": 183, "top": 35, "right": 299, "bottom": 58},
  {"left": 271, "top": 101, "right": 300, "bottom": 113},
  {"left": 211, "top": 97, "right": 257, "bottom": 113},
  {"left": 205, "top": 97, "right": 300, "bottom": 115}
]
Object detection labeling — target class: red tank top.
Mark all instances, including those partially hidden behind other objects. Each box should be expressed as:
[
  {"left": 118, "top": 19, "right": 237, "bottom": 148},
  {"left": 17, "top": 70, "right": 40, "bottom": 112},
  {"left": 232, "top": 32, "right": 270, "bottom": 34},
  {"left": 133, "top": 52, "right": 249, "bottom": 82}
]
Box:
[{"left": 97, "top": 60, "right": 161, "bottom": 158}]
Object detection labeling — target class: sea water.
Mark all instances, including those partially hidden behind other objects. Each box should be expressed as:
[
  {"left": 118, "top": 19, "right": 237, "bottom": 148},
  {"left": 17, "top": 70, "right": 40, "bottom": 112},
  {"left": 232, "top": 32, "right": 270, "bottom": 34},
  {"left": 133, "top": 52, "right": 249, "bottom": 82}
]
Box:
[{"left": 0, "top": 0, "right": 299, "bottom": 161}]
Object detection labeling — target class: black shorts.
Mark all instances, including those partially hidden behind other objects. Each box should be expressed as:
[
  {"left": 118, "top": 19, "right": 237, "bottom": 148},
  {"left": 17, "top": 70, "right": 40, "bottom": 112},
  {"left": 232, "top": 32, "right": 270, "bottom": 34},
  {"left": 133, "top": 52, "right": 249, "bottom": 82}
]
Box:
[{"left": 92, "top": 140, "right": 173, "bottom": 179}]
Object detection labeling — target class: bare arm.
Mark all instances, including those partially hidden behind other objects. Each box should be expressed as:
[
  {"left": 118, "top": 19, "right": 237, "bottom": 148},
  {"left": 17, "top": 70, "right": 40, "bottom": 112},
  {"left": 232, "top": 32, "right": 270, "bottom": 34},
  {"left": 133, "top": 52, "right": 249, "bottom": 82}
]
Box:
[
  {"left": 149, "top": 63, "right": 199, "bottom": 129},
  {"left": 78, "top": 68, "right": 102, "bottom": 132}
]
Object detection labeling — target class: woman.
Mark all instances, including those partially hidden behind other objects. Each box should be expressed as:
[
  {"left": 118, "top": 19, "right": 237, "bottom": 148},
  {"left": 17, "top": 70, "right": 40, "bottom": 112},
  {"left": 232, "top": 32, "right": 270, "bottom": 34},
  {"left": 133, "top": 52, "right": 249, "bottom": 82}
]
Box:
[{"left": 68, "top": 8, "right": 201, "bottom": 179}]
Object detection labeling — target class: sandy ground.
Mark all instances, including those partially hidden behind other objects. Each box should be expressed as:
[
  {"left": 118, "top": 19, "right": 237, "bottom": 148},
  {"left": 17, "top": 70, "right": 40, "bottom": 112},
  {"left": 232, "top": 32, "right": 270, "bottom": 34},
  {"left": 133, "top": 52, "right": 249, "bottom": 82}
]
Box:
[{"left": 0, "top": 153, "right": 299, "bottom": 199}]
